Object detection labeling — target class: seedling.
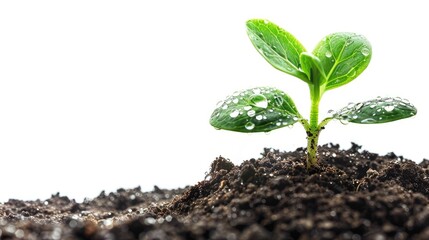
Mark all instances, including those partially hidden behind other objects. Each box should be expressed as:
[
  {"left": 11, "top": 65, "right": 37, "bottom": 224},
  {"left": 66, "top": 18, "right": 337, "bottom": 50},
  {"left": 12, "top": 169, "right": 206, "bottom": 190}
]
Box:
[{"left": 210, "top": 19, "right": 417, "bottom": 168}]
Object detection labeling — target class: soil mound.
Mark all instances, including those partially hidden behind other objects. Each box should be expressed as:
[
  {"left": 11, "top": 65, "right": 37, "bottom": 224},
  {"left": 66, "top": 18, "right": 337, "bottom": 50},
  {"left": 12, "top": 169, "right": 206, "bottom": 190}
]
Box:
[{"left": 1, "top": 143, "right": 429, "bottom": 240}]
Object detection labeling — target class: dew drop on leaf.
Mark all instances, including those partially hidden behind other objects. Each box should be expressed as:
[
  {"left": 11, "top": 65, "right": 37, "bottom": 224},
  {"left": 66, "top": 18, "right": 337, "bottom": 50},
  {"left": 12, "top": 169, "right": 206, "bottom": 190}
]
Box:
[
  {"left": 222, "top": 104, "right": 228, "bottom": 110},
  {"left": 361, "top": 118, "right": 376, "bottom": 123},
  {"left": 274, "top": 96, "right": 283, "bottom": 106},
  {"left": 384, "top": 106, "right": 395, "bottom": 112},
  {"left": 345, "top": 38, "right": 354, "bottom": 46},
  {"left": 256, "top": 115, "right": 263, "bottom": 121},
  {"left": 340, "top": 118, "right": 349, "bottom": 125},
  {"left": 229, "top": 110, "right": 239, "bottom": 118},
  {"left": 243, "top": 106, "right": 252, "bottom": 111},
  {"left": 250, "top": 94, "right": 268, "bottom": 108},
  {"left": 247, "top": 110, "right": 256, "bottom": 117},
  {"left": 232, "top": 98, "right": 239, "bottom": 104},
  {"left": 325, "top": 50, "right": 332, "bottom": 58},
  {"left": 245, "top": 122, "right": 255, "bottom": 130},
  {"left": 347, "top": 70, "right": 356, "bottom": 78},
  {"left": 355, "top": 103, "right": 363, "bottom": 110},
  {"left": 216, "top": 101, "right": 224, "bottom": 108},
  {"left": 361, "top": 48, "right": 370, "bottom": 56}
]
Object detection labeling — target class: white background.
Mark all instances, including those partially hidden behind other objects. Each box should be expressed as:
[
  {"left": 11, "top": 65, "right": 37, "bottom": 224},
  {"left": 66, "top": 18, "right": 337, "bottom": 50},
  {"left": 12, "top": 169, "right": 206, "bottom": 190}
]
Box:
[{"left": 0, "top": 1, "right": 427, "bottom": 202}]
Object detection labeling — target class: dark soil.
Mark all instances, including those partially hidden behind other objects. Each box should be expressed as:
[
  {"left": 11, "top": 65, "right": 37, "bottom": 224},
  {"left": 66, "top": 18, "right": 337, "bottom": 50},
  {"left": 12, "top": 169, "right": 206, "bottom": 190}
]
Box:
[{"left": 1, "top": 143, "right": 429, "bottom": 240}]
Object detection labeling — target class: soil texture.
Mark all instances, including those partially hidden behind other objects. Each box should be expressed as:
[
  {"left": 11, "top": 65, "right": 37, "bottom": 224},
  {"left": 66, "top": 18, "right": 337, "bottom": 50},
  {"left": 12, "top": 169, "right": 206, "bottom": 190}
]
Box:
[{"left": 1, "top": 143, "right": 429, "bottom": 240}]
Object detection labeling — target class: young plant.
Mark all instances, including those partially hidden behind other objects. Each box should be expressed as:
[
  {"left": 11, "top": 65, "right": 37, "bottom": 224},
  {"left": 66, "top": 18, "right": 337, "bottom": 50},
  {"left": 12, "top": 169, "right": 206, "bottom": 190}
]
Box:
[{"left": 210, "top": 19, "right": 417, "bottom": 168}]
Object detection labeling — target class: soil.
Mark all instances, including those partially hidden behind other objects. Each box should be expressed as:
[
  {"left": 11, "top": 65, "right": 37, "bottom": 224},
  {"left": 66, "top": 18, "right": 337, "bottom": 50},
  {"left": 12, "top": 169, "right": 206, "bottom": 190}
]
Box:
[{"left": 1, "top": 143, "right": 429, "bottom": 240}]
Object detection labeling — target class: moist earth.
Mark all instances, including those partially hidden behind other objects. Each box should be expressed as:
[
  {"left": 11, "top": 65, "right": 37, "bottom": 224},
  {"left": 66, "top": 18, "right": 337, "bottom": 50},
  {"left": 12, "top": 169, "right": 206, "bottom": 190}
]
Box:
[{"left": 1, "top": 143, "right": 429, "bottom": 240}]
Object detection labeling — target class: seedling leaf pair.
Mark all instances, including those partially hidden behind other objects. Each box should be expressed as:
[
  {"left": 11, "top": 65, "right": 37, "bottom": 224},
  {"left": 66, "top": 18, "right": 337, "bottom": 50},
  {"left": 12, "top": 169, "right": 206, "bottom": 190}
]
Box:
[{"left": 211, "top": 19, "right": 417, "bottom": 167}]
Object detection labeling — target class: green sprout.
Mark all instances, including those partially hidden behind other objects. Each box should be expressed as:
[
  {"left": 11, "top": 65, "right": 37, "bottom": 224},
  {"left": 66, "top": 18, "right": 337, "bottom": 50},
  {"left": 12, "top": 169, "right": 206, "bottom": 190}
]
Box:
[{"left": 210, "top": 19, "right": 417, "bottom": 168}]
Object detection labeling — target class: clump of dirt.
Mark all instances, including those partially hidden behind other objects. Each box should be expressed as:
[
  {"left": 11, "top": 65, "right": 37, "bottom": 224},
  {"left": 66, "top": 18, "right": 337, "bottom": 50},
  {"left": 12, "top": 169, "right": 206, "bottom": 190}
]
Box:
[{"left": 1, "top": 143, "right": 429, "bottom": 240}]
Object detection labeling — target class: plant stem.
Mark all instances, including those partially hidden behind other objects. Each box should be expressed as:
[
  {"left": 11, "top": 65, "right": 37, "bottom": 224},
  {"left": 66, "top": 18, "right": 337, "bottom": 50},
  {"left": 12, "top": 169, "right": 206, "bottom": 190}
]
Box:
[
  {"left": 306, "top": 84, "right": 321, "bottom": 167},
  {"left": 306, "top": 99, "right": 320, "bottom": 167}
]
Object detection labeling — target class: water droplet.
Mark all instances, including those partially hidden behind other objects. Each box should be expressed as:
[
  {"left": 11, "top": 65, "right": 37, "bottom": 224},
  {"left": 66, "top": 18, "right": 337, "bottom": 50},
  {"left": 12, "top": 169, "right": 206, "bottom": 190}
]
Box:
[
  {"left": 328, "top": 109, "right": 335, "bottom": 114},
  {"left": 243, "top": 106, "right": 252, "bottom": 111},
  {"left": 253, "top": 88, "right": 261, "bottom": 94},
  {"left": 216, "top": 101, "right": 224, "bottom": 108},
  {"left": 384, "top": 106, "right": 394, "bottom": 112},
  {"left": 355, "top": 103, "right": 363, "bottom": 110},
  {"left": 233, "top": 91, "right": 240, "bottom": 96},
  {"left": 276, "top": 122, "right": 281, "bottom": 126},
  {"left": 325, "top": 50, "right": 332, "bottom": 58},
  {"left": 256, "top": 115, "right": 263, "bottom": 121},
  {"left": 293, "top": 116, "right": 299, "bottom": 121},
  {"left": 376, "top": 108, "right": 382, "bottom": 112},
  {"left": 352, "top": 115, "right": 358, "bottom": 119},
  {"left": 222, "top": 104, "right": 228, "bottom": 109},
  {"left": 247, "top": 110, "right": 256, "bottom": 117},
  {"left": 347, "top": 70, "right": 356, "bottom": 78},
  {"left": 229, "top": 110, "right": 239, "bottom": 118},
  {"left": 263, "top": 115, "right": 267, "bottom": 120},
  {"left": 232, "top": 98, "right": 239, "bottom": 104},
  {"left": 361, "top": 118, "right": 375, "bottom": 123},
  {"left": 340, "top": 118, "right": 349, "bottom": 125},
  {"left": 361, "top": 48, "right": 370, "bottom": 56},
  {"left": 250, "top": 94, "right": 268, "bottom": 108},
  {"left": 245, "top": 122, "right": 255, "bottom": 130},
  {"left": 347, "top": 103, "right": 355, "bottom": 109},
  {"left": 263, "top": 19, "right": 269, "bottom": 24},
  {"left": 370, "top": 104, "right": 376, "bottom": 108},
  {"left": 274, "top": 96, "right": 283, "bottom": 106},
  {"left": 346, "top": 38, "right": 353, "bottom": 46}
]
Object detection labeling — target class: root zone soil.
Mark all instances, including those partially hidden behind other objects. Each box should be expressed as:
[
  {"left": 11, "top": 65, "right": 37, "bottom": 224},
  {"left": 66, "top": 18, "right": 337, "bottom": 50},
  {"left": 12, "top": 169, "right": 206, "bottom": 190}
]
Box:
[{"left": 1, "top": 143, "right": 429, "bottom": 240}]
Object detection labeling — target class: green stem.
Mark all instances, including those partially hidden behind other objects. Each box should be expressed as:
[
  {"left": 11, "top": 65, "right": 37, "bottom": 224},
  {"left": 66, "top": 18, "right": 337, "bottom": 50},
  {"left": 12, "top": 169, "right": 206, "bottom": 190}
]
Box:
[{"left": 306, "top": 84, "right": 322, "bottom": 168}]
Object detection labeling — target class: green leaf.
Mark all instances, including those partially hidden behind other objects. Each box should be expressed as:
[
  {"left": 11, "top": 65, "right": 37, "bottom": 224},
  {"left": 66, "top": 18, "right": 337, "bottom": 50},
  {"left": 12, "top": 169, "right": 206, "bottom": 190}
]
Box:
[
  {"left": 246, "top": 19, "right": 309, "bottom": 83},
  {"left": 313, "top": 32, "right": 371, "bottom": 91},
  {"left": 299, "top": 52, "right": 326, "bottom": 85},
  {"left": 210, "top": 87, "right": 301, "bottom": 132},
  {"left": 333, "top": 97, "right": 417, "bottom": 124}
]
